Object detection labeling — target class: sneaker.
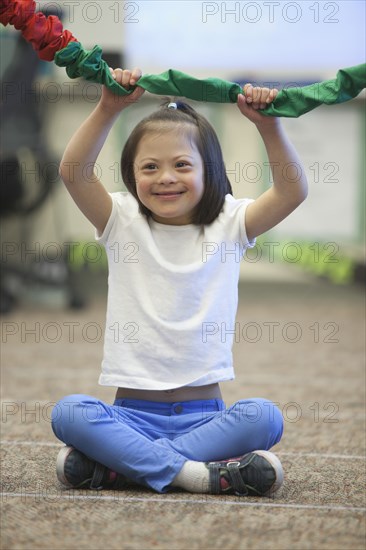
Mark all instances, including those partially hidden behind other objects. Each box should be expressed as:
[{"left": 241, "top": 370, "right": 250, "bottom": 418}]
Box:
[
  {"left": 207, "top": 450, "right": 283, "bottom": 496},
  {"left": 56, "top": 446, "right": 127, "bottom": 490}
]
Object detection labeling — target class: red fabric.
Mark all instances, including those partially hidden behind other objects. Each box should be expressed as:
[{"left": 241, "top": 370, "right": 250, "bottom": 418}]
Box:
[
  {"left": 0, "top": 0, "right": 36, "bottom": 27},
  {"left": 0, "top": 0, "right": 77, "bottom": 61},
  {"left": 22, "top": 13, "right": 78, "bottom": 61}
]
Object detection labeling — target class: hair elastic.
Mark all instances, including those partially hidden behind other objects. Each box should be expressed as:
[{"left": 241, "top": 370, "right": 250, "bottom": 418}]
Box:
[{"left": 167, "top": 102, "right": 178, "bottom": 110}]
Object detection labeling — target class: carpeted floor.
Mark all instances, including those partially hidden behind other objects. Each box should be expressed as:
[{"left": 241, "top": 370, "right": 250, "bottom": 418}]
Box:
[{"left": 1, "top": 279, "right": 365, "bottom": 550}]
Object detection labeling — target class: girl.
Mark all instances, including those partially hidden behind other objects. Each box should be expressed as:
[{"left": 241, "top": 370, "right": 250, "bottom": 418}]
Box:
[{"left": 51, "top": 67, "right": 307, "bottom": 496}]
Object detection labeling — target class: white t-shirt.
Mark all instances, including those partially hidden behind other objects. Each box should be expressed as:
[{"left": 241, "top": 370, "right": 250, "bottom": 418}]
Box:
[{"left": 96, "top": 192, "right": 255, "bottom": 390}]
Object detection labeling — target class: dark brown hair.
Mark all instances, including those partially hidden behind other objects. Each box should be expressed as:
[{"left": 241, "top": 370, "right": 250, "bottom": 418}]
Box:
[{"left": 121, "top": 99, "right": 232, "bottom": 225}]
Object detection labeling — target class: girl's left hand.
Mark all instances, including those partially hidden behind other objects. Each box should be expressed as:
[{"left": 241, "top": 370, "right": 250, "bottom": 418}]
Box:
[{"left": 237, "top": 84, "right": 279, "bottom": 125}]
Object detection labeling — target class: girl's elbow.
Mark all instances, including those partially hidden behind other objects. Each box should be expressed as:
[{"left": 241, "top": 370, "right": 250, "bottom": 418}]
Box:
[
  {"left": 300, "top": 181, "right": 309, "bottom": 203},
  {"left": 295, "top": 175, "right": 308, "bottom": 204},
  {"left": 289, "top": 183, "right": 308, "bottom": 211},
  {"left": 58, "top": 162, "right": 65, "bottom": 184},
  {"left": 59, "top": 159, "right": 76, "bottom": 186},
  {"left": 298, "top": 187, "right": 308, "bottom": 204}
]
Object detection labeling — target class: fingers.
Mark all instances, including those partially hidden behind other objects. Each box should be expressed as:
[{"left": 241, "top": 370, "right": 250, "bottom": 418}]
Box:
[
  {"left": 243, "top": 84, "right": 278, "bottom": 110},
  {"left": 130, "top": 67, "right": 142, "bottom": 86},
  {"left": 110, "top": 68, "right": 131, "bottom": 88},
  {"left": 109, "top": 67, "right": 142, "bottom": 88}
]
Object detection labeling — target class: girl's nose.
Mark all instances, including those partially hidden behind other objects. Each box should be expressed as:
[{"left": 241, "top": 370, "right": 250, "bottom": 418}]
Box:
[{"left": 158, "top": 169, "right": 177, "bottom": 184}]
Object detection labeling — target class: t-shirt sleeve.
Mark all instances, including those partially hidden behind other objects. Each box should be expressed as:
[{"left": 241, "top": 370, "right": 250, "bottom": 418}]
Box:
[
  {"left": 95, "top": 192, "right": 140, "bottom": 245},
  {"left": 222, "top": 194, "right": 256, "bottom": 249}
]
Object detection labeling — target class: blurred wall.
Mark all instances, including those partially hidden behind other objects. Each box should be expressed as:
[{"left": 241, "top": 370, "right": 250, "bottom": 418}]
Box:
[{"left": 1, "top": 1, "right": 365, "bottom": 290}]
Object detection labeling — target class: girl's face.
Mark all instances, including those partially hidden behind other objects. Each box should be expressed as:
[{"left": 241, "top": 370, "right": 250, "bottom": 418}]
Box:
[{"left": 133, "top": 127, "right": 204, "bottom": 225}]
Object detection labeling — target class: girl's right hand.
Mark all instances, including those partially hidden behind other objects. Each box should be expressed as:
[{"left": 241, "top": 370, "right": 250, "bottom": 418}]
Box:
[
  {"left": 237, "top": 84, "right": 279, "bottom": 127},
  {"left": 100, "top": 67, "right": 145, "bottom": 114}
]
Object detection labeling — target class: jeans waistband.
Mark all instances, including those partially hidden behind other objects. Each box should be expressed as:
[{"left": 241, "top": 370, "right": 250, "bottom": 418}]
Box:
[{"left": 113, "top": 398, "right": 225, "bottom": 416}]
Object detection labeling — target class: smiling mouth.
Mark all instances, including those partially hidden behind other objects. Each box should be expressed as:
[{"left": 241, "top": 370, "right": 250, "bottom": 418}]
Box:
[{"left": 153, "top": 191, "right": 185, "bottom": 196}]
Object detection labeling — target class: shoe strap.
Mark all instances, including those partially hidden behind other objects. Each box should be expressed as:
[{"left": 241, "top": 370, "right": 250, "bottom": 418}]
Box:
[
  {"left": 90, "top": 463, "right": 106, "bottom": 490},
  {"left": 208, "top": 461, "right": 249, "bottom": 496},
  {"left": 226, "top": 462, "right": 249, "bottom": 496}
]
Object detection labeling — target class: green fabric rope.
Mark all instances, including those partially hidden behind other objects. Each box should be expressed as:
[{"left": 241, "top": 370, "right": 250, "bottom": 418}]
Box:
[{"left": 55, "top": 42, "right": 366, "bottom": 118}]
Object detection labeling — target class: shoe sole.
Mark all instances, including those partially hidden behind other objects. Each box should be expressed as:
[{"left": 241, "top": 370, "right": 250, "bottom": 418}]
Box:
[
  {"left": 56, "top": 445, "right": 76, "bottom": 488},
  {"left": 252, "top": 450, "right": 284, "bottom": 495}
]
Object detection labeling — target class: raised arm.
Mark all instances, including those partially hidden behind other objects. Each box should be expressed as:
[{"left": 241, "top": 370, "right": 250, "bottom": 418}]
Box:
[
  {"left": 237, "top": 85, "right": 308, "bottom": 242},
  {"left": 59, "top": 68, "right": 145, "bottom": 235}
]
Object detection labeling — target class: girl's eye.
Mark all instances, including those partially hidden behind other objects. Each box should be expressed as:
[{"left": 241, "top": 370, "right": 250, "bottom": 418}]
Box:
[
  {"left": 143, "top": 164, "right": 157, "bottom": 170},
  {"left": 176, "top": 161, "right": 189, "bottom": 168}
]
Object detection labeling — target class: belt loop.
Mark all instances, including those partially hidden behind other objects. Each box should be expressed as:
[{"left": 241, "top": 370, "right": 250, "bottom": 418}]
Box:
[
  {"left": 215, "top": 398, "right": 225, "bottom": 411},
  {"left": 113, "top": 398, "right": 125, "bottom": 407}
]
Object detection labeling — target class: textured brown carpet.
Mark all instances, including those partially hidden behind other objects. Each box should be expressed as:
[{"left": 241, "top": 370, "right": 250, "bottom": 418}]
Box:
[{"left": 1, "top": 279, "right": 365, "bottom": 550}]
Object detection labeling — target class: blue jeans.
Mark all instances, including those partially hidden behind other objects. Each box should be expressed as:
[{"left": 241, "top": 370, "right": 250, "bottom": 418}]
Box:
[{"left": 51, "top": 395, "right": 283, "bottom": 493}]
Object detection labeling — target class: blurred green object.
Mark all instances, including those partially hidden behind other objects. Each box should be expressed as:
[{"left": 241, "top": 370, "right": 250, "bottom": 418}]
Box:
[{"left": 55, "top": 42, "right": 366, "bottom": 117}]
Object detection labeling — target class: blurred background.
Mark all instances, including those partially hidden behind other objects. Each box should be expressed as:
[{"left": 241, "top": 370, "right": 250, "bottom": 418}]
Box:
[{"left": 0, "top": 0, "right": 365, "bottom": 313}]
